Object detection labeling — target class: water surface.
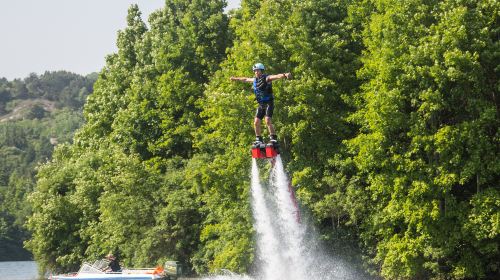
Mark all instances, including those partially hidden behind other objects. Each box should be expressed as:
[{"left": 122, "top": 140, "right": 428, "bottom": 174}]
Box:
[{"left": 0, "top": 261, "right": 40, "bottom": 280}]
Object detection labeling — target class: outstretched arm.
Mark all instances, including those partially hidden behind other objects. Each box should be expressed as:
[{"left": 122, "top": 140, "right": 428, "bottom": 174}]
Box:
[
  {"left": 267, "top": 72, "right": 292, "bottom": 82},
  {"left": 230, "top": 77, "right": 253, "bottom": 83}
]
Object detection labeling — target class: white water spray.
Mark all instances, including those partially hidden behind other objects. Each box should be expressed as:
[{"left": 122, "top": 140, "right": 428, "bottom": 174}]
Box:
[
  {"left": 270, "top": 156, "right": 307, "bottom": 280},
  {"left": 203, "top": 157, "right": 366, "bottom": 280},
  {"left": 250, "top": 159, "right": 286, "bottom": 280}
]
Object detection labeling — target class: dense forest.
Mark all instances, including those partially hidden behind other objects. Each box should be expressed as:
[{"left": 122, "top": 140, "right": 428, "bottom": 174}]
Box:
[
  {"left": 24, "top": 0, "right": 498, "bottom": 279},
  {"left": 0, "top": 71, "right": 97, "bottom": 260}
]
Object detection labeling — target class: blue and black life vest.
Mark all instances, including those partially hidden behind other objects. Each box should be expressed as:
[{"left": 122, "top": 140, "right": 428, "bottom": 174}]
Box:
[{"left": 253, "top": 75, "right": 273, "bottom": 103}]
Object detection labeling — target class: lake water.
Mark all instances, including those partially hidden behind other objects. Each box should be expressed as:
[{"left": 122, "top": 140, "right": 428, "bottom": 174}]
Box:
[{"left": 0, "top": 261, "right": 41, "bottom": 280}]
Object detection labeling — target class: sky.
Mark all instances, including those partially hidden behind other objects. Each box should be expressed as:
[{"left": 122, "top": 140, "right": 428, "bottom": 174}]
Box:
[{"left": 0, "top": 0, "right": 241, "bottom": 80}]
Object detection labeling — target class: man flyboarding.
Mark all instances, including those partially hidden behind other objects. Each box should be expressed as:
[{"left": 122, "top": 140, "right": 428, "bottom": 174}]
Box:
[{"left": 230, "top": 63, "right": 292, "bottom": 145}]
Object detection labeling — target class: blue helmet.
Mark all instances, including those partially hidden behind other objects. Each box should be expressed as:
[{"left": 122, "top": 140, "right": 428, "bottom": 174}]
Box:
[{"left": 252, "top": 63, "right": 265, "bottom": 71}]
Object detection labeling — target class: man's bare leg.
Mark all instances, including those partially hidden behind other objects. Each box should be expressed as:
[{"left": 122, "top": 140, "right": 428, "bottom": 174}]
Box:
[
  {"left": 265, "top": 116, "right": 277, "bottom": 140},
  {"left": 254, "top": 117, "right": 263, "bottom": 142}
]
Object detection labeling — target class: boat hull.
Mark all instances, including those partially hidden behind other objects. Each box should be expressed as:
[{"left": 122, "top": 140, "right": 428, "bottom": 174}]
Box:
[{"left": 50, "top": 273, "right": 165, "bottom": 280}]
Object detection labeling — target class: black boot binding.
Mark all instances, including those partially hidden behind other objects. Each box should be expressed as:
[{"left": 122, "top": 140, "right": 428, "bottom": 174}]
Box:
[{"left": 254, "top": 136, "right": 264, "bottom": 145}]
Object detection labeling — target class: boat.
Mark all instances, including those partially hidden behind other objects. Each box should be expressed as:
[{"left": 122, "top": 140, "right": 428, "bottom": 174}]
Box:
[{"left": 49, "top": 260, "right": 182, "bottom": 280}]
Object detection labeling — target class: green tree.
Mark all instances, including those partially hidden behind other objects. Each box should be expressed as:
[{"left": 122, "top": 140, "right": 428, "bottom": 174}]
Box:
[
  {"left": 24, "top": 0, "right": 500, "bottom": 278},
  {"left": 347, "top": 0, "right": 499, "bottom": 278},
  {"left": 192, "top": 0, "right": 365, "bottom": 272},
  {"left": 26, "top": 105, "right": 46, "bottom": 119},
  {"left": 77, "top": 5, "right": 146, "bottom": 145},
  {"left": 29, "top": 0, "right": 230, "bottom": 274}
]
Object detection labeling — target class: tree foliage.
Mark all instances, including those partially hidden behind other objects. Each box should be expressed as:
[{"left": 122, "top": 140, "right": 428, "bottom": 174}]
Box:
[
  {"left": 25, "top": 0, "right": 499, "bottom": 279},
  {"left": 347, "top": 0, "right": 499, "bottom": 278},
  {"left": 28, "top": 0, "right": 231, "bottom": 274},
  {"left": 0, "top": 71, "right": 95, "bottom": 112}
]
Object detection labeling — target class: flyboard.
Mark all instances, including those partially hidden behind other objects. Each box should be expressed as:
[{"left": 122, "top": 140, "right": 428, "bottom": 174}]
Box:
[{"left": 251, "top": 140, "right": 279, "bottom": 163}]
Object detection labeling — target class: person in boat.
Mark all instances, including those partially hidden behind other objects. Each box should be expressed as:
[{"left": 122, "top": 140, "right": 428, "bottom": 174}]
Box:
[
  {"left": 105, "top": 253, "right": 121, "bottom": 272},
  {"left": 230, "top": 63, "right": 291, "bottom": 145}
]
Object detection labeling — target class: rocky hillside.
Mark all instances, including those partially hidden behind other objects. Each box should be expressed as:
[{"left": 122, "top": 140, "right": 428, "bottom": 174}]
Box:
[{"left": 0, "top": 99, "right": 56, "bottom": 122}]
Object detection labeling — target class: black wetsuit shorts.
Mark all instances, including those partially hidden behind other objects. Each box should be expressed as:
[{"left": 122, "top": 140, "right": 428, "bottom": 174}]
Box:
[{"left": 255, "top": 102, "right": 274, "bottom": 120}]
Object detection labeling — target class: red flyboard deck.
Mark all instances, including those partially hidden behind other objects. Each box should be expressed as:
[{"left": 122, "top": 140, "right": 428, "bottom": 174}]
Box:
[{"left": 252, "top": 143, "right": 279, "bottom": 159}]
